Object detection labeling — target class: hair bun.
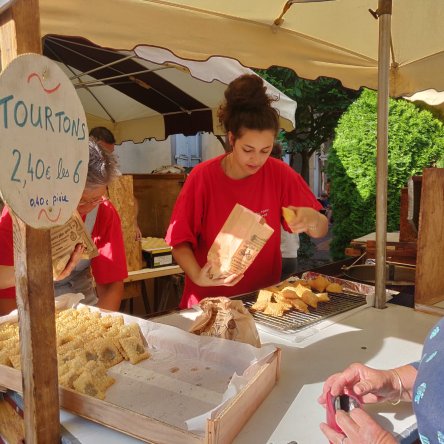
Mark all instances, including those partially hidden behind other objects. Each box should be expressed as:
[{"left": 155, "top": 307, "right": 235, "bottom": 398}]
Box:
[{"left": 224, "top": 74, "right": 271, "bottom": 111}]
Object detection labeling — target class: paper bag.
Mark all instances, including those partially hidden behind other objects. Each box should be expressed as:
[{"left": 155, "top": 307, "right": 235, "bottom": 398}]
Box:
[
  {"left": 189, "top": 297, "right": 261, "bottom": 347},
  {"left": 50, "top": 211, "right": 98, "bottom": 278},
  {"left": 207, "top": 203, "right": 274, "bottom": 279}
]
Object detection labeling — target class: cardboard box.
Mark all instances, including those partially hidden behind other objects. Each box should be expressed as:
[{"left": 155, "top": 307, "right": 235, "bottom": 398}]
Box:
[{"left": 142, "top": 247, "right": 173, "bottom": 268}]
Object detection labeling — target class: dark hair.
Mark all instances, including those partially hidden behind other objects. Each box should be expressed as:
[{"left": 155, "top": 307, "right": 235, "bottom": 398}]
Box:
[
  {"left": 86, "top": 139, "right": 120, "bottom": 189},
  {"left": 89, "top": 126, "right": 116, "bottom": 144},
  {"left": 217, "top": 74, "right": 279, "bottom": 142}
]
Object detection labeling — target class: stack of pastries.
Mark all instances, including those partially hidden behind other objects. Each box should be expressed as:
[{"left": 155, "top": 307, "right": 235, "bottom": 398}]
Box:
[
  {"left": 0, "top": 306, "right": 150, "bottom": 399},
  {"left": 251, "top": 275, "right": 342, "bottom": 317}
]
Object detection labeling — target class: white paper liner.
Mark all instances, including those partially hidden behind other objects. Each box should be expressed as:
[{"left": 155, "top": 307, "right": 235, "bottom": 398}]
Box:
[{"left": 0, "top": 293, "right": 276, "bottom": 436}]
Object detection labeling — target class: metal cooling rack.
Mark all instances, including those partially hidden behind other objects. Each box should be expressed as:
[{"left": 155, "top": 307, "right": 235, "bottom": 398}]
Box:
[{"left": 239, "top": 292, "right": 367, "bottom": 334}]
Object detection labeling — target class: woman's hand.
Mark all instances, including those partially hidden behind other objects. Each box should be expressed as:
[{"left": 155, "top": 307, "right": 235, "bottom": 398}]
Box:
[
  {"left": 318, "top": 363, "right": 399, "bottom": 406},
  {"left": 54, "top": 243, "right": 85, "bottom": 282},
  {"left": 286, "top": 206, "right": 328, "bottom": 238},
  {"left": 320, "top": 408, "right": 397, "bottom": 444},
  {"left": 193, "top": 261, "right": 244, "bottom": 287}
]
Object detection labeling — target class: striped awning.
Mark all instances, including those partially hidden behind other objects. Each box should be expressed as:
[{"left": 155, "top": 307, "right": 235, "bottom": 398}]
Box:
[{"left": 43, "top": 36, "right": 296, "bottom": 143}]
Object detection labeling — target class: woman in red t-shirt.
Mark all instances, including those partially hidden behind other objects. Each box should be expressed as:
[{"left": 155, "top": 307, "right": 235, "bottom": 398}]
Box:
[
  {"left": 0, "top": 140, "right": 128, "bottom": 314},
  {"left": 166, "top": 74, "right": 328, "bottom": 309}
]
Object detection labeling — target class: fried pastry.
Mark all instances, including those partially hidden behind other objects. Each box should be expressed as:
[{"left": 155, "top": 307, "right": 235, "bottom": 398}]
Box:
[
  {"left": 280, "top": 286, "right": 298, "bottom": 299},
  {"left": 263, "top": 302, "right": 285, "bottom": 317},
  {"left": 289, "top": 298, "right": 309, "bottom": 313},
  {"left": 308, "top": 275, "right": 330, "bottom": 292},
  {"left": 316, "top": 292, "right": 330, "bottom": 302},
  {"left": 326, "top": 282, "right": 343, "bottom": 293},
  {"left": 300, "top": 290, "right": 319, "bottom": 308}
]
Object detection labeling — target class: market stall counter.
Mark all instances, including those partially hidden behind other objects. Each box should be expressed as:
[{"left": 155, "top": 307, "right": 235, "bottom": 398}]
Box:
[{"left": 19, "top": 302, "right": 438, "bottom": 444}]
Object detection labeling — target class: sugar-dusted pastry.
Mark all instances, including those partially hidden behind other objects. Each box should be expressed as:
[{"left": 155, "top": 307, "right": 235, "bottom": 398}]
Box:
[
  {"left": 93, "top": 338, "right": 124, "bottom": 368},
  {"left": 119, "top": 336, "right": 150, "bottom": 365},
  {"left": 73, "top": 371, "right": 106, "bottom": 400},
  {"left": 326, "top": 282, "right": 343, "bottom": 293}
]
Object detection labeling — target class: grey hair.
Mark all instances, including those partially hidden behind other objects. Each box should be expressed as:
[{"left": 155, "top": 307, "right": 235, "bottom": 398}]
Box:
[{"left": 85, "top": 138, "right": 120, "bottom": 189}]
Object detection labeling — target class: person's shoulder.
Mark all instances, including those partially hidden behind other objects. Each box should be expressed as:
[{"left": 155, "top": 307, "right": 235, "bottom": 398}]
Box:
[
  {"left": 98, "top": 199, "right": 120, "bottom": 221},
  {"left": 266, "top": 157, "right": 301, "bottom": 178},
  {"left": 0, "top": 207, "right": 12, "bottom": 227},
  {"left": 191, "top": 155, "right": 223, "bottom": 174},
  {"left": 186, "top": 155, "right": 224, "bottom": 183}
]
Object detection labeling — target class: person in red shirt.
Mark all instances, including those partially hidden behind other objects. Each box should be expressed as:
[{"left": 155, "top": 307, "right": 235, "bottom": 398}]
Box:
[
  {"left": 0, "top": 139, "right": 128, "bottom": 314},
  {"left": 166, "top": 74, "right": 328, "bottom": 309}
]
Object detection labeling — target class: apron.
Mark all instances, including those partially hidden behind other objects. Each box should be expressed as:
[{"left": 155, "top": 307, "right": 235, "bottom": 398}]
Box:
[{"left": 54, "top": 206, "right": 99, "bottom": 305}]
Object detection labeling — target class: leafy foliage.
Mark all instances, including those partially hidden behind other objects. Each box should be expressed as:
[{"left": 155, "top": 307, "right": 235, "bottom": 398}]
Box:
[
  {"left": 328, "top": 89, "right": 444, "bottom": 259},
  {"left": 258, "top": 68, "right": 359, "bottom": 181}
]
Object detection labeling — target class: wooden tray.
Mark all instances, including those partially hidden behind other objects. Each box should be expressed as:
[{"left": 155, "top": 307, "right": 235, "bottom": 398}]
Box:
[{"left": 0, "top": 348, "right": 280, "bottom": 444}]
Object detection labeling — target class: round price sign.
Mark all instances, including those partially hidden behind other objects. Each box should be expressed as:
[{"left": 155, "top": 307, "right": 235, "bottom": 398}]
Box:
[{"left": 0, "top": 54, "right": 88, "bottom": 228}]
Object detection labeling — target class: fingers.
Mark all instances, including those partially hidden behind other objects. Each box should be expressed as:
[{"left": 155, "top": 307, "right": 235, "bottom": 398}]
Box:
[
  {"left": 320, "top": 422, "right": 345, "bottom": 444},
  {"left": 201, "top": 261, "right": 213, "bottom": 278},
  {"left": 336, "top": 410, "right": 360, "bottom": 437},
  {"left": 318, "top": 372, "right": 342, "bottom": 404},
  {"left": 223, "top": 273, "right": 244, "bottom": 286},
  {"left": 54, "top": 244, "right": 85, "bottom": 281}
]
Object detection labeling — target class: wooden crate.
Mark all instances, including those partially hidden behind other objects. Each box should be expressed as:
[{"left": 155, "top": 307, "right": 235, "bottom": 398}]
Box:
[
  {"left": 0, "top": 350, "right": 280, "bottom": 443},
  {"left": 0, "top": 342, "right": 280, "bottom": 444}
]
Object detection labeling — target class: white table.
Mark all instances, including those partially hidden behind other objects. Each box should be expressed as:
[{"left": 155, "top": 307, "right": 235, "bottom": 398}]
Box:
[{"left": 59, "top": 304, "right": 440, "bottom": 444}]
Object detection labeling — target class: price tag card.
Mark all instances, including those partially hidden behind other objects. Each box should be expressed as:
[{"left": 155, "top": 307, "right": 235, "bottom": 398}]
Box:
[{"left": 0, "top": 54, "right": 88, "bottom": 228}]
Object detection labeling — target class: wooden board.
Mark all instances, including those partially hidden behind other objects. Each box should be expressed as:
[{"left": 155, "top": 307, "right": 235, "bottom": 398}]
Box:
[
  {"left": 107, "top": 175, "right": 142, "bottom": 272},
  {"left": 399, "top": 187, "right": 418, "bottom": 242},
  {"left": 0, "top": 349, "right": 280, "bottom": 444},
  {"left": 415, "top": 168, "right": 444, "bottom": 306},
  {"left": 133, "top": 173, "right": 187, "bottom": 238},
  {"left": 0, "top": 396, "right": 25, "bottom": 443},
  {"left": 0, "top": 2, "right": 62, "bottom": 442}
]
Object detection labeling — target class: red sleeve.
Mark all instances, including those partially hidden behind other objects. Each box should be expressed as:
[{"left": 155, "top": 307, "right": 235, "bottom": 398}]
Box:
[
  {"left": 0, "top": 207, "right": 16, "bottom": 299},
  {"left": 165, "top": 170, "right": 203, "bottom": 249},
  {"left": 90, "top": 201, "right": 128, "bottom": 285},
  {"left": 282, "top": 165, "right": 323, "bottom": 211}
]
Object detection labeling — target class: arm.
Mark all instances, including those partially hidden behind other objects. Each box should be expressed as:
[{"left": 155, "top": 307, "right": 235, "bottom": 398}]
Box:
[
  {"left": 0, "top": 298, "right": 17, "bottom": 315},
  {"left": 96, "top": 281, "right": 124, "bottom": 311},
  {"left": 286, "top": 207, "right": 329, "bottom": 239},
  {"left": 172, "top": 242, "right": 243, "bottom": 287}
]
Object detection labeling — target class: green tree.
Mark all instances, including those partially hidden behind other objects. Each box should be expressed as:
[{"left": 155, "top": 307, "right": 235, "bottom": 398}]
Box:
[
  {"left": 328, "top": 89, "right": 444, "bottom": 259},
  {"left": 258, "top": 68, "right": 359, "bottom": 182}
]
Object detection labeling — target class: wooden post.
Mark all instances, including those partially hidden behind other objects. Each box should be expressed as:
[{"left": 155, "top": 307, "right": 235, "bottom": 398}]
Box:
[
  {"left": 374, "top": 0, "right": 392, "bottom": 309},
  {"left": 0, "top": 1, "right": 61, "bottom": 442}
]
